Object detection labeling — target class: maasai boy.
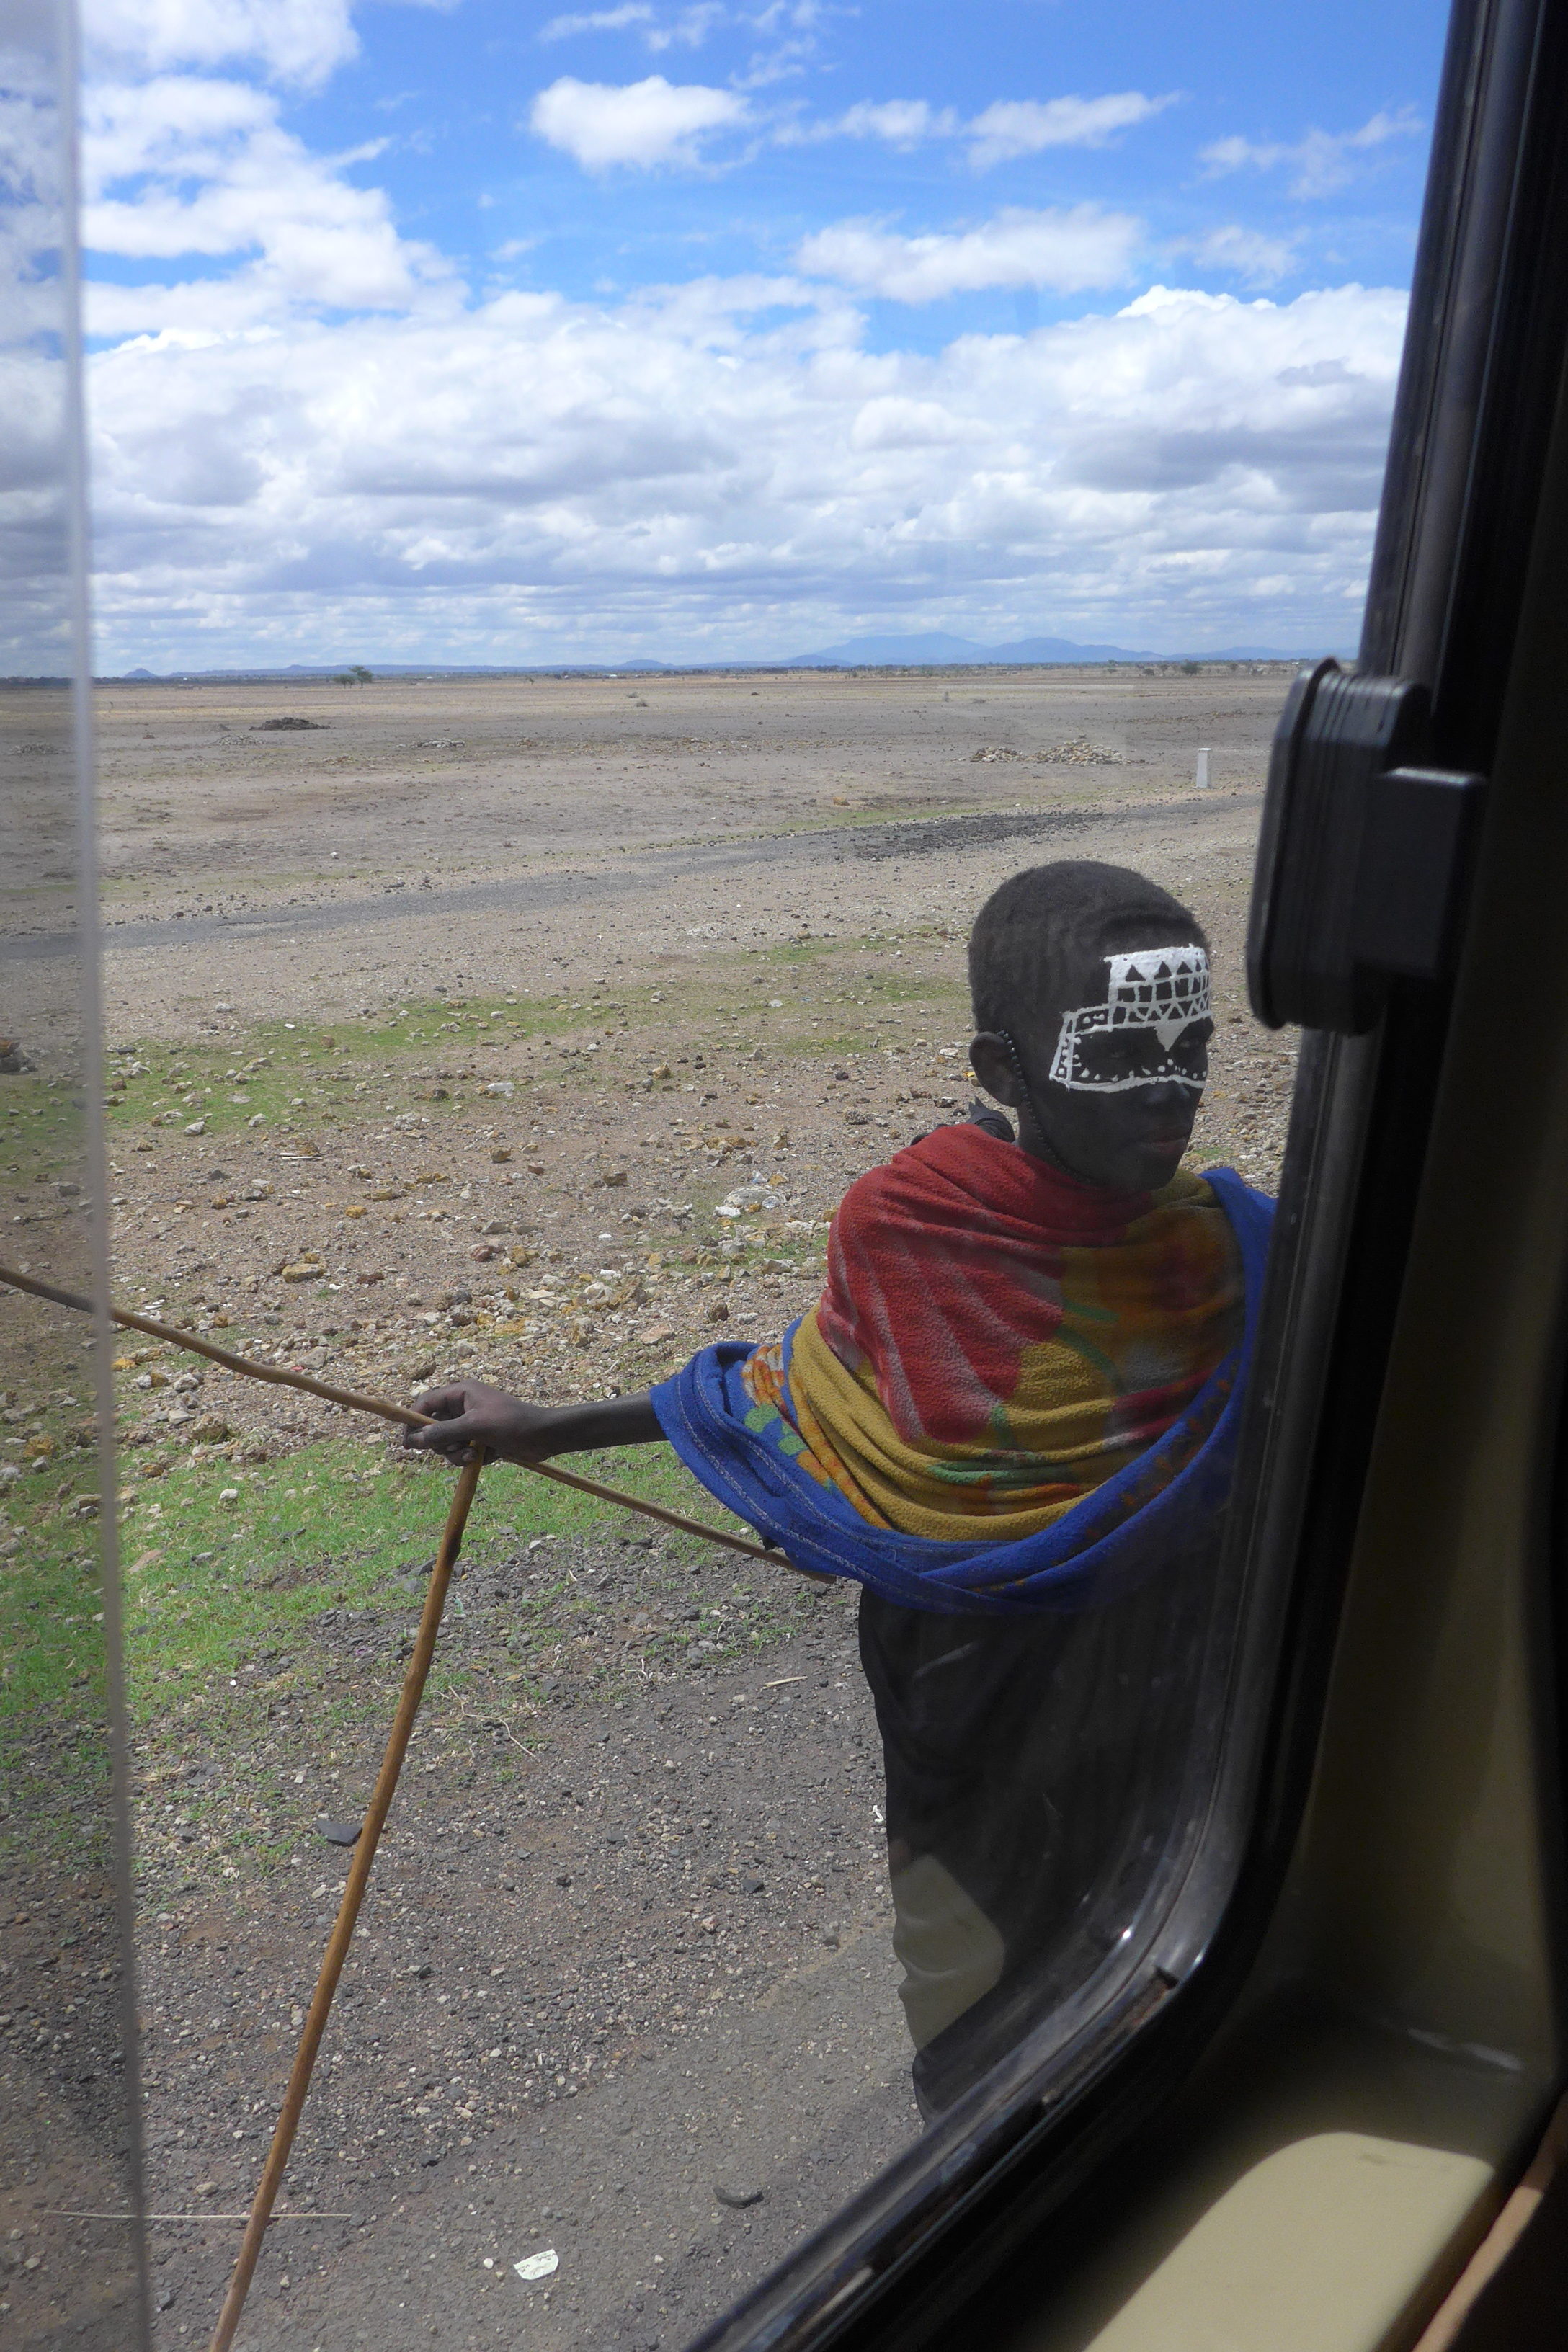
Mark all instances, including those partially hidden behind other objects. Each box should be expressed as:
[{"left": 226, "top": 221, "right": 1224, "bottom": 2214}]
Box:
[{"left": 406, "top": 863, "right": 1273, "bottom": 2113}]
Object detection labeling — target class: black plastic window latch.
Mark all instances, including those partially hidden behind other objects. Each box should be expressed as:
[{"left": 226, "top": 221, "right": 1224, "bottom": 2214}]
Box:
[{"left": 1246, "top": 659, "right": 1487, "bottom": 1034}]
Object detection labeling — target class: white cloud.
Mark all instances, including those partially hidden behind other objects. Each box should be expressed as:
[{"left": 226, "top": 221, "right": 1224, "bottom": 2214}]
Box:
[
  {"left": 737, "top": 0, "right": 824, "bottom": 86},
  {"left": 84, "top": 274, "right": 1406, "bottom": 666},
  {"left": 832, "top": 99, "right": 956, "bottom": 147},
  {"left": 541, "top": 4, "right": 655, "bottom": 35},
  {"left": 848, "top": 395, "right": 969, "bottom": 451},
  {"left": 796, "top": 206, "right": 1142, "bottom": 302},
  {"left": 1183, "top": 224, "right": 1298, "bottom": 288},
  {"left": 81, "top": 76, "right": 449, "bottom": 315},
  {"left": 778, "top": 88, "right": 1172, "bottom": 161},
  {"left": 1200, "top": 107, "right": 1424, "bottom": 199},
  {"left": 81, "top": 0, "right": 358, "bottom": 87},
  {"left": 528, "top": 73, "right": 748, "bottom": 167},
  {"left": 540, "top": 3, "right": 728, "bottom": 47},
  {"left": 967, "top": 91, "right": 1176, "bottom": 168}
]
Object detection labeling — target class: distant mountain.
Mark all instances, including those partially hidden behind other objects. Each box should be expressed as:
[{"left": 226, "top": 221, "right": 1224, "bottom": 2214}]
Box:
[
  {"left": 1194, "top": 645, "right": 1322, "bottom": 660},
  {"left": 785, "top": 631, "right": 1314, "bottom": 667},
  {"left": 104, "top": 637, "right": 1321, "bottom": 683},
  {"left": 784, "top": 631, "right": 1003, "bottom": 666},
  {"left": 984, "top": 633, "right": 1159, "bottom": 664}
]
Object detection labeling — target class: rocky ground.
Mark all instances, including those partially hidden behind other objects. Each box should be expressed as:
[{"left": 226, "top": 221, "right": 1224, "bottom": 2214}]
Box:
[
  {"left": 130, "top": 1566, "right": 911, "bottom": 2352},
  {"left": 1, "top": 668, "right": 1299, "bottom": 2350}
]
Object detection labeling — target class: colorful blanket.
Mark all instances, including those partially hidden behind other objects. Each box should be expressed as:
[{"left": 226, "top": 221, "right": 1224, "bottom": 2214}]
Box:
[{"left": 651, "top": 1127, "right": 1274, "bottom": 1613}]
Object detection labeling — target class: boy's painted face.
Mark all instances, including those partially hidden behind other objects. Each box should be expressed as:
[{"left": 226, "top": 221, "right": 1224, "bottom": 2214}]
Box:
[{"left": 971, "top": 940, "right": 1213, "bottom": 1193}]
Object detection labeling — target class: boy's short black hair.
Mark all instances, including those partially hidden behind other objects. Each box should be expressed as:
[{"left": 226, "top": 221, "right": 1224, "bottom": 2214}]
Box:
[{"left": 968, "top": 860, "right": 1207, "bottom": 1035}]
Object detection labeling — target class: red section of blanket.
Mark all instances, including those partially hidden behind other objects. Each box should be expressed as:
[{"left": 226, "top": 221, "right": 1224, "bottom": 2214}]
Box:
[{"left": 814, "top": 1123, "right": 1202, "bottom": 1449}]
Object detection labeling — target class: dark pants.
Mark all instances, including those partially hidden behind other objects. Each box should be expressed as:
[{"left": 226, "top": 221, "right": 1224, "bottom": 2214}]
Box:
[{"left": 858, "top": 1541, "right": 1217, "bottom": 2114}]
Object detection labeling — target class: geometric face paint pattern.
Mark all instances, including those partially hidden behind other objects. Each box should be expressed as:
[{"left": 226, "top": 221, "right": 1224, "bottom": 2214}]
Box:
[{"left": 1048, "top": 945, "right": 1212, "bottom": 1092}]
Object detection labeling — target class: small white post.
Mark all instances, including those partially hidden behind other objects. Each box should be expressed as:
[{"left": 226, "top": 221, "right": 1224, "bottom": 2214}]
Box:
[{"left": 1195, "top": 746, "right": 1211, "bottom": 790}]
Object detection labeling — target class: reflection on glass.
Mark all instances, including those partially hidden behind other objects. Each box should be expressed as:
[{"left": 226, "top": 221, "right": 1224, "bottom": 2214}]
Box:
[{"left": 0, "top": 2, "right": 148, "bottom": 2343}]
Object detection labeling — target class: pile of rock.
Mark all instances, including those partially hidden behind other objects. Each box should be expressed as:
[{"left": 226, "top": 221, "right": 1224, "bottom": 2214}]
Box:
[{"left": 969, "top": 738, "right": 1123, "bottom": 766}]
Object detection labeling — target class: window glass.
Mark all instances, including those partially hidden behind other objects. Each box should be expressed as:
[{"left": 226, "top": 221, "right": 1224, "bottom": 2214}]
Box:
[
  {"left": 0, "top": 4, "right": 148, "bottom": 2340},
  {"left": 68, "top": 2, "right": 1446, "bottom": 2343}
]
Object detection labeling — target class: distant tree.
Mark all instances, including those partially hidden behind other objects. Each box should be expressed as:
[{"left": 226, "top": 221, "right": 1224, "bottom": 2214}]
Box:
[
  {"left": 1181, "top": 659, "right": 1200, "bottom": 675},
  {"left": 334, "top": 672, "right": 355, "bottom": 686},
  {"left": 351, "top": 664, "right": 373, "bottom": 685}
]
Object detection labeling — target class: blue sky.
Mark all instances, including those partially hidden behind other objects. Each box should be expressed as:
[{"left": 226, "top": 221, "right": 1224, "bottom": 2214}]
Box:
[{"left": 79, "top": 0, "right": 1450, "bottom": 667}]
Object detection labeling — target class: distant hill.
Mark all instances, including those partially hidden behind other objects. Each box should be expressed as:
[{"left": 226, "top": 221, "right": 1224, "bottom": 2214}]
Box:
[
  {"left": 783, "top": 631, "right": 1314, "bottom": 667},
  {"left": 784, "top": 631, "right": 1154, "bottom": 666},
  {"left": 103, "top": 637, "right": 1320, "bottom": 683}
]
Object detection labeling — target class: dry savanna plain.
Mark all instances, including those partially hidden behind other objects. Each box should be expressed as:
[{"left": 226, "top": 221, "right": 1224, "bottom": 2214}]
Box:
[{"left": 4, "top": 667, "right": 1299, "bottom": 2350}]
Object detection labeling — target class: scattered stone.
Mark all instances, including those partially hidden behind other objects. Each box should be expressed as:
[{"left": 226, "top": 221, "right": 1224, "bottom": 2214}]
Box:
[{"left": 715, "top": 2184, "right": 763, "bottom": 2209}]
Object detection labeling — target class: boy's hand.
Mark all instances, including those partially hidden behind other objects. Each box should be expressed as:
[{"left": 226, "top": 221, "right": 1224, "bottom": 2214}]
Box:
[{"left": 403, "top": 1381, "right": 561, "bottom": 1466}]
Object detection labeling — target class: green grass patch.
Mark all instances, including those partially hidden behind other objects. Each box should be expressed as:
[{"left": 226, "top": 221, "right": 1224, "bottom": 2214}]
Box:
[
  {"left": 97, "top": 928, "right": 975, "bottom": 1162},
  {"left": 4, "top": 1417, "right": 808, "bottom": 1876},
  {"left": 0, "top": 1073, "right": 89, "bottom": 1189},
  {"left": 0, "top": 1450, "right": 117, "bottom": 1871},
  {"left": 116, "top": 1432, "right": 766, "bottom": 1720}
]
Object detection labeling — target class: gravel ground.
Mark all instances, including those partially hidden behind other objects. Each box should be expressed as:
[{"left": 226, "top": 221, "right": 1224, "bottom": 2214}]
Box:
[
  {"left": 3, "top": 669, "right": 1301, "bottom": 2349},
  {"left": 132, "top": 1558, "right": 909, "bottom": 2351}
]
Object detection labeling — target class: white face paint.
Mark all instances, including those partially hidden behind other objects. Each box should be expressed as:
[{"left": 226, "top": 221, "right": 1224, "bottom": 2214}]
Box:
[{"left": 1047, "top": 945, "right": 1212, "bottom": 1093}]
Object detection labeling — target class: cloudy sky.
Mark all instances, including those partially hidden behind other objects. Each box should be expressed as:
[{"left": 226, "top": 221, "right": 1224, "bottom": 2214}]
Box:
[{"left": 80, "top": 0, "right": 1448, "bottom": 669}]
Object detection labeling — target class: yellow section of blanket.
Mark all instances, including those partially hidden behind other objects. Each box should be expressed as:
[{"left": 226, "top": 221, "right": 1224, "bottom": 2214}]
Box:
[{"left": 753, "top": 1170, "right": 1243, "bottom": 1544}]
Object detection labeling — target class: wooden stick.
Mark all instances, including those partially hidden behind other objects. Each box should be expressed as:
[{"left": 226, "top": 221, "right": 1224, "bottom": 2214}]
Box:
[
  {"left": 207, "top": 1453, "right": 485, "bottom": 2352},
  {"left": 0, "top": 1258, "right": 795, "bottom": 1567}
]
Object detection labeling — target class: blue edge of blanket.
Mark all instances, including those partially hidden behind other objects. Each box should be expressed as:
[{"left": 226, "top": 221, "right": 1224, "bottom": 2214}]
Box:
[{"left": 650, "top": 1167, "right": 1276, "bottom": 1616}]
